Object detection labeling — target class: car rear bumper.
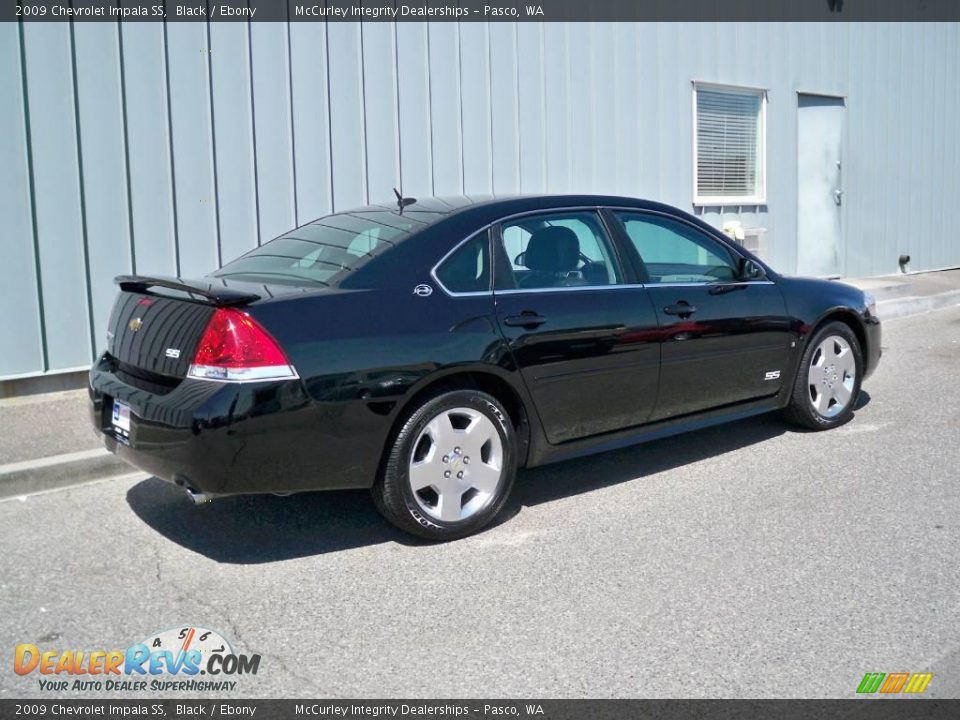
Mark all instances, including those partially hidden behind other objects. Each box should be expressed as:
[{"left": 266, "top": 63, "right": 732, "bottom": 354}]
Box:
[{"left": 88, "top": 355, "right": 379, "bottom": 495}]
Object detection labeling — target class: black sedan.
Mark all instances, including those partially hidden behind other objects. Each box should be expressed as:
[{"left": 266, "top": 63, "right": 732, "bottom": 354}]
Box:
[{"left": 89, "top": 195, "right": 881, "bottom": 540}]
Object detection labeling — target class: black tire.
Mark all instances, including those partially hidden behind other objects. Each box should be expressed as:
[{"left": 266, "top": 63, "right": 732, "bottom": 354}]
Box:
[
  {"left": 372, "top": 389, "right": 517, "bottom": 540},
  {"left": 783, "top": 320, "right": 863, "bottom": 431}
]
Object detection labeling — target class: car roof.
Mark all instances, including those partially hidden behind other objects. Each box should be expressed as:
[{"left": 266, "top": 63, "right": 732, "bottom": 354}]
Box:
[{"left": 346, "top": 193, "right": 677, "bottom": 226}]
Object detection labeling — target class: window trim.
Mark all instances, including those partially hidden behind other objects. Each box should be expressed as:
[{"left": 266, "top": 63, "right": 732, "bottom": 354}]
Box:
[{"left": 692, "top": 82, "right": 768, "bottom": 206}]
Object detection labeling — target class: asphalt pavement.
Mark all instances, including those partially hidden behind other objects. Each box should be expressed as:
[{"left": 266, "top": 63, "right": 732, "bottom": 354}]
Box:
[{"left": 1, "top": 305, "right": 958, "bottom": 699}]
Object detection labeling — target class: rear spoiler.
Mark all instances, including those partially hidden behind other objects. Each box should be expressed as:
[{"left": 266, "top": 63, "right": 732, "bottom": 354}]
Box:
[{"left": 114, "top": 275, "right": 260, "bottom": 307}]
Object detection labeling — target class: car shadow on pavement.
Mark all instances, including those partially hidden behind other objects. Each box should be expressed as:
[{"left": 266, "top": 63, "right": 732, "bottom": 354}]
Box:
[{"left": 127, "top": 393, "right": 871, "bottom": 563}]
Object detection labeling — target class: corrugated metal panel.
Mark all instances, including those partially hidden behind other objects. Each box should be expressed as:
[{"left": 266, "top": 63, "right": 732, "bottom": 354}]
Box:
[
  {"left": 21, "top": 22, "right": 91, "bottom": 371},
  {"left": 0, "top": 22, "right": 44, "bottom": 376},
  {"left": 3, "top": 20, "right": 960, "bottom": 379}
]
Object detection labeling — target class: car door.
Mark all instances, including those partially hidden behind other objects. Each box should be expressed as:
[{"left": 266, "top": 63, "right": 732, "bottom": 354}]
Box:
[
  {"left": 492, "top": 209, "right": 661, "bottom": 444},
  {"left": 610, "top": 209, "right": 792, "bottom": 421}
]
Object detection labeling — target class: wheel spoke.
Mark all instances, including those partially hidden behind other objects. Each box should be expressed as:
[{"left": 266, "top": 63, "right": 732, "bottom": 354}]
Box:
[
  {"left": 836, "top": 350, "right": 855, "bottom": 375},
  {"left": 468, "top": 462, "right": 502, "bottom": 494},
  {"left": 812, "top": 343, "right": 826, "bottom": 367},
  {"left": 833, "top": 382, "right": 852, "bottom": 407},
  {"left": 424, "top": 413, "right": 456, "bottom": 447},
  {"left": 408, "top": 460, "right": 435, "bottom": 491},
  {"left": 436, "top": 487, "right": 463, "bottom": 521},
  {"left": 813, "top": 387, "right": 830, "bottom": 415}
]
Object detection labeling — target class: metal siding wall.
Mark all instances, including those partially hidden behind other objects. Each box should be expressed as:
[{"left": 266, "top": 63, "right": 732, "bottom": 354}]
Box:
[
  {"left": 361, "top": 23, "right": 402, "bottom": 201},
  {"left": 396, "top": 22, "right": 434, "bottom": 196},
  {"left": 0, "top": 23, "right": 44, "bottom": 376},
  {"left": 516, "top": 23, "right": 546, "bottom": 193},
  {"left": 166, "top": 23, "right": 218, "bottom": 277},
  {"left": 489, "top": 23, "right": 520, "bottom": 195},
  {"left": 209, "top": 23, "right": 259, "bottom": 258},
  {"left": 459, "top": 23, "right": 493, "bottom": 195},
  {"left": 4, "top": 20, "right": 960, "bottom": 379},
  {"left": 427, "top": 23, "right": 462, "bottom": 195},
  {"left": 250, "top": 23, "right": 297, "bottom": 240},
  {"left": 326, "top": 23, "right": 367, "bottom": 209},
  {"left": 74, "top": 22, "right": 132, "bottom": 354},
  {"left": 289, "top": 22, "right": 333, "bottom": 221},
  {"left": 121, "top": 23, "right": 178, "bottom": 278},
  {"left": 21, "top": 22, "right": 91, "bottom": 371}
]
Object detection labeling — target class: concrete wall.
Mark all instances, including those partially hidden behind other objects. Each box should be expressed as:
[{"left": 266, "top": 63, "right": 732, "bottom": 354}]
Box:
[{"left": 2, "top": 21, "right": 959, "bottom": 379}]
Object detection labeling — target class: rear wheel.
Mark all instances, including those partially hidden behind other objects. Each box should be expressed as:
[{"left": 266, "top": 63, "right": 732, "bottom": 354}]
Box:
[
  {"left": 783, "top": 321, "right": 863, "bottom": 430},
  {"left": 373, "top": 389, "right": 517, "bottom": 540}
]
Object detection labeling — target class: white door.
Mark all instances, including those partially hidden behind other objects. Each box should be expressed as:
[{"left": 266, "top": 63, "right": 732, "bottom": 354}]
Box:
[{"left": 796, "top": 94, "right": 845, "bottom": 277}]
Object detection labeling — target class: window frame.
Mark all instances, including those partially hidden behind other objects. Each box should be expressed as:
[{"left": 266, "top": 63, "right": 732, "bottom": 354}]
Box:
[{"left": 692, "top": 82, "right": 768, "bottom": 206}]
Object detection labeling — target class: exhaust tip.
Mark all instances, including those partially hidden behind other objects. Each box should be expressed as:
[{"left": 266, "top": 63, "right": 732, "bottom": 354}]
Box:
[
  {"left": 186, "top": 488, "right": 215, "bottom": 505},
  {"left": 175, "top": 475, "right": 216, "bottom": 505}
]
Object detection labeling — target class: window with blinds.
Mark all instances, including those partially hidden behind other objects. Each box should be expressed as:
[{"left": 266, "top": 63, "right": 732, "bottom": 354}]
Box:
[{"left": 694, "top": 85, "right": 766, "bottom": 204}]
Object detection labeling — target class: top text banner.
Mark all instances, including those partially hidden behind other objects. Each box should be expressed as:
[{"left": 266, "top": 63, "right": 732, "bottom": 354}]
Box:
[{"left": 4, "top": 0, "right": 960, "bottom": 23}]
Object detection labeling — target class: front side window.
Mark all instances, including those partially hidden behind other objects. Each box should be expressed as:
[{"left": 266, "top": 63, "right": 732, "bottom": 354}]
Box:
[
  {"left": 434, "top": 232, "right": 491, "bottom": 293},
  {"left": 497, "top": 211, "right": 623, "bottom": 290},
  {"left": 616, "top": 212, "right": 739, "bottom": 283},
  {"left": 694, "top": 84, "right": 766, "bottom": 205}
]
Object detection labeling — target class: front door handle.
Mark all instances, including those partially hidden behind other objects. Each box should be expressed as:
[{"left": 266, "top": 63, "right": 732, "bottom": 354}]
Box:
[
  {"left": 503, "top": 312, "right": 547, "bottom": 329},
  {"left": 663, "top": 302, "right": 697, "bottom": 317}
]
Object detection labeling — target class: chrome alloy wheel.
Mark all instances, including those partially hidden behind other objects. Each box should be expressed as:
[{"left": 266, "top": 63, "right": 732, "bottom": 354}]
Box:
[
  {"left": 807, "top": 335, "right": 857, "bottom": 418},
  {"left": 408, "top": 407, "right": 504, "bottom": 522}
]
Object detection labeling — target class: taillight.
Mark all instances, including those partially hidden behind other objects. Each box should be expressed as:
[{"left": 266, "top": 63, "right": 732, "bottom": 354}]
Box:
[{"left": 187, "top": 308, "right": 298, "bottom": 382}]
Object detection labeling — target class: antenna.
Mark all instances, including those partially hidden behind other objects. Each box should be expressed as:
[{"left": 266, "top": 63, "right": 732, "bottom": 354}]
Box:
[{"left": 393, "top": 187, "right": 416, "bottom": 214}]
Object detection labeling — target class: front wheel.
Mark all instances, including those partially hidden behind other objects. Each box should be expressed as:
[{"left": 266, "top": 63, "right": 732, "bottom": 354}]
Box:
[
  {"left": 783, "top": 321, "right": 863, "bottom": 430},
  {"left": 372, "top": 389, "right": 517, "bottom": 540}
]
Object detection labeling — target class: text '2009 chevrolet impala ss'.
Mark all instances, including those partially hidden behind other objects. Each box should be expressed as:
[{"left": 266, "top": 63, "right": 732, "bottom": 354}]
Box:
[{"left": 89, "top": 195, "right": 881, "bottom": 540}]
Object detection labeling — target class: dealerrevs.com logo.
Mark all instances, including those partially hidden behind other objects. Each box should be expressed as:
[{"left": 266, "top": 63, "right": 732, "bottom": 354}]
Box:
[{"left": 14, "top": 626, "right": 261, "bottom": 693}]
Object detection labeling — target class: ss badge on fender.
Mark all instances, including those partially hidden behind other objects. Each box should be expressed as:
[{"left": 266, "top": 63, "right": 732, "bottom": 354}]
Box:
[{"left": 765, "top": 370, "right": 781, "bottom": 381}]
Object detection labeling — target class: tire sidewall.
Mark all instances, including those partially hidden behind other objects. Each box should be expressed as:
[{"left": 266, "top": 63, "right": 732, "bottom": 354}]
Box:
[
  {"left": 391, "top": 390, "right": 517, "bottom": 538},
  {"left": 796, "top": 321, "right": 864, "bottom": 428}
]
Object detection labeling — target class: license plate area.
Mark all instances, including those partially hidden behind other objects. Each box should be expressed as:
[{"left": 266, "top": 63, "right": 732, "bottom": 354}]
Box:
[{"left": 111, "top": 399, "right": 132, "bottom": 443}]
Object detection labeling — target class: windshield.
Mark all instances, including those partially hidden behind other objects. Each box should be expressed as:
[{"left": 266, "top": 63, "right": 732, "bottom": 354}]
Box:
[{"left": 214, "top": 211, "right": 439, "bottom": 286}]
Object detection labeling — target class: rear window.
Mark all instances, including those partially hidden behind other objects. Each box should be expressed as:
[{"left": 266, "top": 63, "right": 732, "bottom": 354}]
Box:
[{"left": 214, "top": 211, "right": 439, "bottom": 286}]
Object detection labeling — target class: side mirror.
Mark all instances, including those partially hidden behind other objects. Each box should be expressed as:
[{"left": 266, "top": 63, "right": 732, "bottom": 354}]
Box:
[{"left": 738, "top": 258, "right": 765, "bottom": 280}]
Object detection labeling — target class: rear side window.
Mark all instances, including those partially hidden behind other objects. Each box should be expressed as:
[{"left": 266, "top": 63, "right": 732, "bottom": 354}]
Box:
[
  {"left": 496, "top": 211, "right": 623, "bottom": 290},
  {"left": 435, "top": 233, "right": 491, "bottom": 294}
]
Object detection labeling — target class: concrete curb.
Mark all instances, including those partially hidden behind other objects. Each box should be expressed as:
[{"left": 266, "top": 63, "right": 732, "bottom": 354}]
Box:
[
  {"left": 878, "top": 289, "right": 960, "bottom": 320},
  {"left": 2, "top": 286, "right": 959, "bottom": 500},
  {"left": 0, "top": 448, "right": 132, "bottom": 500}
]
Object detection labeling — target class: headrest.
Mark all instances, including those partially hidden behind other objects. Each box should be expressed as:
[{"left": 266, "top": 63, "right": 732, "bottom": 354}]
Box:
[{"left": 523, "top": 226, "right": 580, "bottom": 273}]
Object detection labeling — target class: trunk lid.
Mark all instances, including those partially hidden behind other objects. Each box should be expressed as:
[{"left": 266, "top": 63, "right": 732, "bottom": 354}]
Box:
[{"left": 105, "top": 275, "right": 303, "bottom": 379}]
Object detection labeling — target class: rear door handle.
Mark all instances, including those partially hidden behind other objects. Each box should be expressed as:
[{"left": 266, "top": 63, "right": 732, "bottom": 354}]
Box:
[
  {"left": 663, "top": 302, "right": 697, "bottom": 316},
  {"left": 503, "top": 312, "right": 547, "bottom": 329}
]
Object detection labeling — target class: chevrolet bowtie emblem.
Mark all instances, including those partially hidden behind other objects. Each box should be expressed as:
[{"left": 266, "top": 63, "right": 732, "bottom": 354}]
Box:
[{"left": 128, "top": 317, "right": 143, "bottom": 332}]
